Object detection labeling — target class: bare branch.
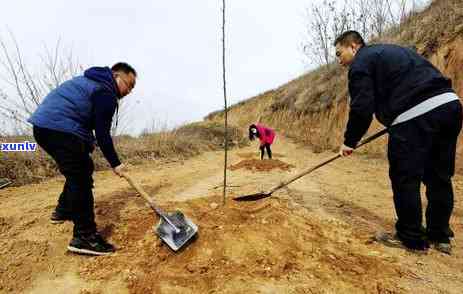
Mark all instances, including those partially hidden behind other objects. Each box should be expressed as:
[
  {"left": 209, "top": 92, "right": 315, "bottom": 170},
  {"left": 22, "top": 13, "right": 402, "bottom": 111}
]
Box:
[
  {"left": 0, "top": 33, "right": 85, "bottom": 135},
  {"left": 301, "top": 0, "right": 426, "bottom": 67}
]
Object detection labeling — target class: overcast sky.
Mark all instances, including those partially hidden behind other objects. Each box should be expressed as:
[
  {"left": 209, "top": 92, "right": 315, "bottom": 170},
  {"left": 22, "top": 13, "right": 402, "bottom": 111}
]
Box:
[{"left": 0, "top": 0, "right": 314, "bottom": 135}]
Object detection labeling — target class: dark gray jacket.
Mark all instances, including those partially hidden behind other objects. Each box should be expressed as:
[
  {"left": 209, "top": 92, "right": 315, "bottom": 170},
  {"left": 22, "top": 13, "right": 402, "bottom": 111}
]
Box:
[{"left": 344, "top": 44, "right": 454, "bottom": 147}]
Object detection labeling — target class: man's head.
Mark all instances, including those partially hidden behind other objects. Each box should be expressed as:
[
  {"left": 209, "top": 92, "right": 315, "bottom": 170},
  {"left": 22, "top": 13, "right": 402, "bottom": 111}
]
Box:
[
  {"left": 111, "top": 62, "right": 137, "bottom": 98},
  {"left": 334, "top": 30, "right": 365, "bottom": 67}
]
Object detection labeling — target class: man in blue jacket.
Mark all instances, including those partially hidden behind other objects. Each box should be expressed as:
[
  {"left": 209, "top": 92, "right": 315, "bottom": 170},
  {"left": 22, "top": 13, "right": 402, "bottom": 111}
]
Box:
[
  {"left": 29, "top": 62, "right": 136, "bottom": 256},
  {"left": 334, "top": 31, "right": 462, "bottom": 254}
]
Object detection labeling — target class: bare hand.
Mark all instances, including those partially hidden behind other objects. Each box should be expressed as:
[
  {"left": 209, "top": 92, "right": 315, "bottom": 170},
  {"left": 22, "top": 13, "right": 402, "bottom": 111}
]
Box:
[
  {"left": 113, "top": 163, "right": 128, "bottom": 177},
  {"left": 339, "top": 144, "right": 354, "bottom": 157}
]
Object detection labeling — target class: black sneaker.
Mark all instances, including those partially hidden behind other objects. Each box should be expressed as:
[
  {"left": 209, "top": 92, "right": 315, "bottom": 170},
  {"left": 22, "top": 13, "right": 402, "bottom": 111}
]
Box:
[
  {"left": 427, "top": 233, "right": 453, "bottom": 255},
  {"left": 433, "top": 242, "right": 452, "bottom": 255},
  {"left": 427, "top": 239, "right": 452, "bottom": 255},
  {"left": 67, "top": 233, "right": 115, "bottom": 256},
  {"left": 50, "top": 211, "right": 72, "bottom": 224}
]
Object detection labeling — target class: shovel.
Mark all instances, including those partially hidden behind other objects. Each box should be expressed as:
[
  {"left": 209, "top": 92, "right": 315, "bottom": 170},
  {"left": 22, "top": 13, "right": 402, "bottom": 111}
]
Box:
[
  {"left": 233, "top": 128, "right": 388, "bottom": 201},
  {"left": 0, "top": 178, "right": 12, "bottom": 189},
  {"left": 122, "top": 173, "right": 198, "bottom": 251}
]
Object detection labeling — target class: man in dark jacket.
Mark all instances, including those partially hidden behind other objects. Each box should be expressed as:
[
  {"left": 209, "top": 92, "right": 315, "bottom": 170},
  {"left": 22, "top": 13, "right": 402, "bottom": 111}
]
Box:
[
  {"left": 334, "top": 31, "right": 462, "bottom": 254},
  {"left": 28, "top": 62, "right": 136, "bottom": 255}
]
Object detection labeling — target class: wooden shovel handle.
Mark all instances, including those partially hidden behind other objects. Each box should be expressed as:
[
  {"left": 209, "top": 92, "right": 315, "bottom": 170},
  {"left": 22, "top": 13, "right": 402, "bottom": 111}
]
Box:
[
  {"left": 121, "top": 173, "right": 150, "bottom": 202},
  {"left": 267, "top": 128, "right": 388, "bottom": 194},
  {"left": 121, "top": 173, "right": 158, "bottom": 210},
  {"left": 121, "top": 173, "right": 181, "bottom": 233},
  {"left": 268, "top": 154, "right": 339, "bottom": 194}
]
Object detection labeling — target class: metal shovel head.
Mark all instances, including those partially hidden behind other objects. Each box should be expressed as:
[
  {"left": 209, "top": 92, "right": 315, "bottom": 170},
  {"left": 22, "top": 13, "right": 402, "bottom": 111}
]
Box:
[
  {"left": 0, "top": 178, "right": 12, "bottom": 189},
  {"left": 154, "top": 210, "right": 198, "bottom": 251},
  {"left": 233, "top": 192, "right": 272, "bottom": 201}
]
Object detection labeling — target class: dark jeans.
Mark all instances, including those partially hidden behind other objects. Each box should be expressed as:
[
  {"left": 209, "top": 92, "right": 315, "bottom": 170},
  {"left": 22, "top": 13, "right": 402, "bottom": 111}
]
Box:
[
  {"left": 33, "top": 126, "right": 96, "bottom": 237},
  {"left": 260, "top": 143, "right": 272, "bottom": 159},
  {"left": 388, "top": 100, "right": 462, "bottom": 247}
]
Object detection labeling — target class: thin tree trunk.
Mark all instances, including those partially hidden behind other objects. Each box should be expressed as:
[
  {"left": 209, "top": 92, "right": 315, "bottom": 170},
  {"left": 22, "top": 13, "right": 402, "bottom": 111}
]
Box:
[{"left": 222, "top": 0, "right": 228, "bottom": 205}]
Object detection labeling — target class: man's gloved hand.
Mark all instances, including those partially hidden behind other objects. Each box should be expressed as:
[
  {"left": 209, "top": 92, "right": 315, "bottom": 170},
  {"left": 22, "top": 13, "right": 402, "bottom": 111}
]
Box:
[
  {"left": 113, "top": 163, "right": 128, "bottom": 177},
  {"left": 339, "top": 144, "right": 354, "bottom": 157}
]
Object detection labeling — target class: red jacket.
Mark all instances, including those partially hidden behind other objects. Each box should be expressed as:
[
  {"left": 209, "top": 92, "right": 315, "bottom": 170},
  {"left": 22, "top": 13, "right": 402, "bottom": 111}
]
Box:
[{"left": 255, "top": 123, "right": 275, "bottom": 146}]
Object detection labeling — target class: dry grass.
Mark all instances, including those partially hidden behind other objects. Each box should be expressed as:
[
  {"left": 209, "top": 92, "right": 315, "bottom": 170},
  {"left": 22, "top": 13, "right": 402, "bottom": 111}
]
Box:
[
  {"left": 206, "top": 0, "right": 462, "bottom": 159},
  {"left": 5, "top": 1, "right": 459, "bottom": 187},
  {"left": 384, "top": 0, "right": 463, "bottom": 57},
  {"left": 0, "top": 121, "right": 247, "bottom": 186}
]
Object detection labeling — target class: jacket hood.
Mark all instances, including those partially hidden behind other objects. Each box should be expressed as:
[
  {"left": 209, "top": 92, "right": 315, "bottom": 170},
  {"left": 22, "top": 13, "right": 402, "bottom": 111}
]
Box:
[{"left": 84, "top": 67, "right": 121, "bottom": 98}]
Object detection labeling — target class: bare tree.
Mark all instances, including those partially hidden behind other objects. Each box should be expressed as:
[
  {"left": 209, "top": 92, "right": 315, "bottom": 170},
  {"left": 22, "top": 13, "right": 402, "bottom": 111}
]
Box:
[
  {"left": 370, "top": 0, "right": 390, "bottom": 37},
  {"left": 353, "top": 0, "right": 372, "bottom": 38},
  {"left": 302, "top": 0, "right": 356, "bottom": 67},
  {"left": 222, "top": 0, "right": 228, "bottom": 204},
  {"left": 0, "top": 32, "right": 82, "bottom": 135},
  {"left": 386, "top": 0, "right": 427, "bottom": 31},
  {"left": 331, "top": 2, "right": 355, "bottom": 39},
  {"left": 0, "top": 32, "right": 132, "bottom": 136},
  {"left": 386, "top": 0, "right": 408, "bottom": 26},
  {"left": 302, "top": 4, "right": 331, "bottom": 66},
  {"left": 301, "top": 0, "right": 429, "bottom": 68}
]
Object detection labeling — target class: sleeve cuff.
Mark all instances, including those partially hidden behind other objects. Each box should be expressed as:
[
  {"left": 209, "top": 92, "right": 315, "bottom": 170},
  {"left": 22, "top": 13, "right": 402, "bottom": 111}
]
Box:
[
  {"left": 109, "top": 158, "right": 121, "bottom": 168},
  {"left": 343, "top": 139, "right": 358, "bottom": 149}
]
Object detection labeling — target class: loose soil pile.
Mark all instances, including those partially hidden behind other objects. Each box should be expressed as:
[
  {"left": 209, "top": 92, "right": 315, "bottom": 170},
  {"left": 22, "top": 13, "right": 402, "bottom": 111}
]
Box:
[
  {"left": 78, "top": 194, "right": 405, "bottom": 294},
  {"left": 1, "top": 136, "right": 462, "bottom": 293},
  {"left": 229, "top": 159, "right": 294, "bottom": 172}
]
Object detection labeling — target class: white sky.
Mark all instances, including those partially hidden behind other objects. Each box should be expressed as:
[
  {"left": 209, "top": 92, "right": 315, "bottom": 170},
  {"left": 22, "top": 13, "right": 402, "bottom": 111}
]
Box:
[{"left": 0, "top": 0, "right": 316, "bottom": 135}]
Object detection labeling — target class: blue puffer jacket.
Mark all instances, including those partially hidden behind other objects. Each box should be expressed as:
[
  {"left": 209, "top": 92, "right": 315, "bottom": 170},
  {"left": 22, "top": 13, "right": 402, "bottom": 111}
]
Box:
[{"left": 28, "top": 67, "right": 122, "bottom": 167}]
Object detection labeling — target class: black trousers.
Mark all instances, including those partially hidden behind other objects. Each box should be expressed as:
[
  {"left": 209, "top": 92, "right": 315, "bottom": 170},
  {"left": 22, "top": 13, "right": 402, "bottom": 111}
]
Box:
[
  {"left": 388, "top": 100, "right": 462, "bottom": 247},
  {"left": 260, "top": 143, "right": 272, "bottom": 159},
  {"left": 33, "top": 126, "right": 96, "bottom": 237}
]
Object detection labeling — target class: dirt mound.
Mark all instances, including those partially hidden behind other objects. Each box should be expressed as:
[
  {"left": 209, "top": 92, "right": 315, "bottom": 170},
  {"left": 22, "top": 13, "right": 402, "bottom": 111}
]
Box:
[
  {"left": 0, "top": 239, "right": 50, "bottom": 293},
  {"left": 2, "top": 136, "right": 462, "bottom": 293},
  {"left": 229, "top": 159, "right": 294, "bottom": 172},
  {"left": 75, "top": 194, "right": 405, "bottom": 293}
]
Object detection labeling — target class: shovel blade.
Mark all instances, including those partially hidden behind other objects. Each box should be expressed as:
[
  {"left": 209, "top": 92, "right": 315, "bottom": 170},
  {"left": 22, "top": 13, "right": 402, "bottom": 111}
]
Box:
[
  {"left": 0, "top": 178, "right": 12, "bottom": 189},
  {"left": 233, "top": 192, "right": 272, "bottom": 201},
  {"left": 155, "top": 210, "right": 198, "bottom": 251}
]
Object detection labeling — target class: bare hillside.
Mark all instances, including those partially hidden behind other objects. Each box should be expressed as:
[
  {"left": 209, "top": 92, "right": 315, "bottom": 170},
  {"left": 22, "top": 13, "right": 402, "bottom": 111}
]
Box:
[{"left": 206, "top": 0, "right": 463, "bottom": 168}]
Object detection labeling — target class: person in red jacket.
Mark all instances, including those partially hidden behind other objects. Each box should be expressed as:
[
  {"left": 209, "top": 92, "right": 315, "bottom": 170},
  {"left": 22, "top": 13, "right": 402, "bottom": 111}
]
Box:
[{"left": 249, "top": 123, "right": 276, "bottom": 160}]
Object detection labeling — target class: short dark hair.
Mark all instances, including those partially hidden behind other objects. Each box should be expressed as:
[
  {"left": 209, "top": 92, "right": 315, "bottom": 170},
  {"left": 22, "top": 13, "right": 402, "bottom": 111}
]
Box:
[
  {"left": 111, "top": 62, "right": 137, "bottom": 77},
  {"left": 334, "top": 30, "right": 365, "bottom": 47}
]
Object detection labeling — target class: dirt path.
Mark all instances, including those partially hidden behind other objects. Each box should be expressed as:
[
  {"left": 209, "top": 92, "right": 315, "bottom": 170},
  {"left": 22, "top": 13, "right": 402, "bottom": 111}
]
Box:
[{"left": 1, "top": 136, "right": 463, "bottom": 293}]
